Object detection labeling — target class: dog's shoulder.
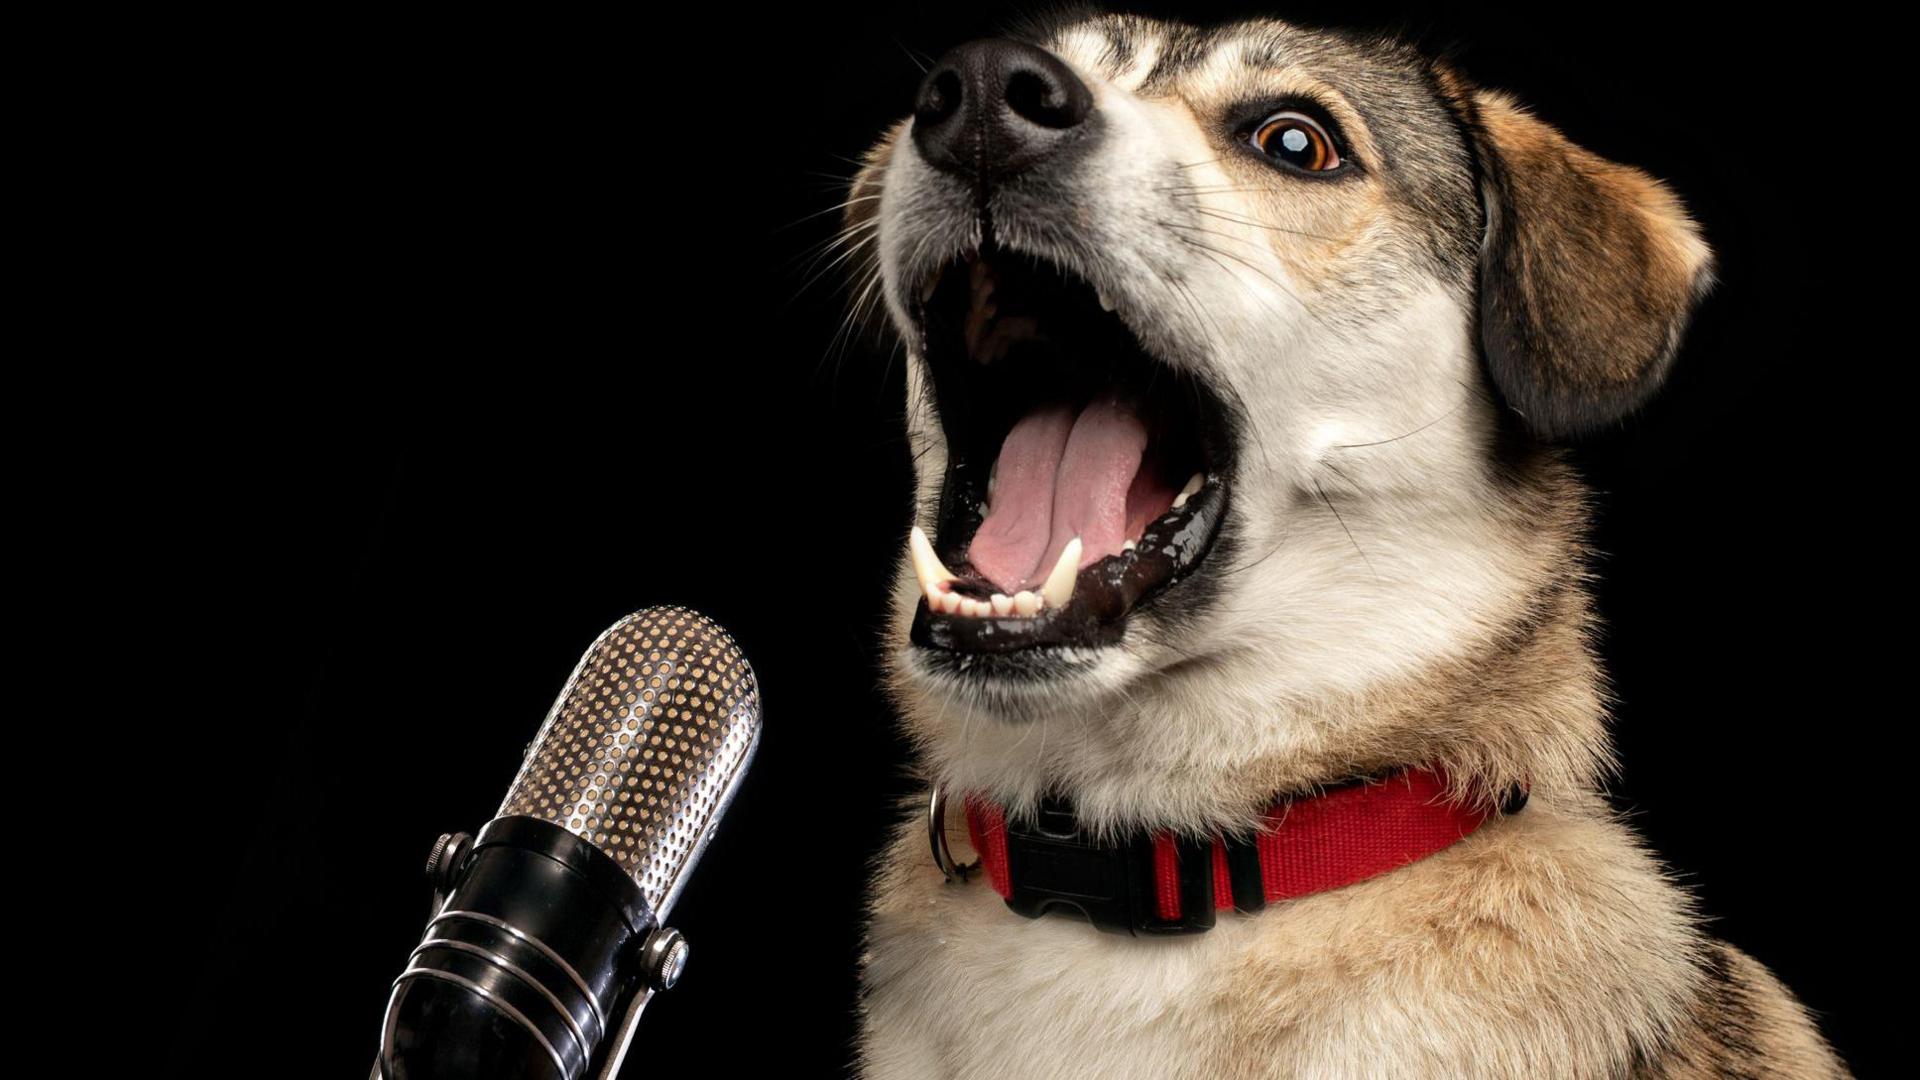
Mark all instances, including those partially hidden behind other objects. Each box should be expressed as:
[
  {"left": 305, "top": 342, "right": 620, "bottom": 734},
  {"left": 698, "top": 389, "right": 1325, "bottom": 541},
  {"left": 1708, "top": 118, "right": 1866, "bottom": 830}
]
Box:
[{"left": 1211, "top": 794, "right": 1697, "bottom": 1076}]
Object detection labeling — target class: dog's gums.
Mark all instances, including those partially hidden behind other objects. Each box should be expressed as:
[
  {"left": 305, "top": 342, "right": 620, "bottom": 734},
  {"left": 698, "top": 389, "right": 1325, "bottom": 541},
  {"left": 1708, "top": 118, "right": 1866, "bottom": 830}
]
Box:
[{"left": 903, "top": 246, "right": 1233, "bottom": 654}]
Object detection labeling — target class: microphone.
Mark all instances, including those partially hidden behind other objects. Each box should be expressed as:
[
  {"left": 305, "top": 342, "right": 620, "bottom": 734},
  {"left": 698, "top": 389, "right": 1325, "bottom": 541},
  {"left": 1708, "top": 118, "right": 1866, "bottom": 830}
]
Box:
[{"left": 376, "top": 606, "right": 762, "bottom": 1080}]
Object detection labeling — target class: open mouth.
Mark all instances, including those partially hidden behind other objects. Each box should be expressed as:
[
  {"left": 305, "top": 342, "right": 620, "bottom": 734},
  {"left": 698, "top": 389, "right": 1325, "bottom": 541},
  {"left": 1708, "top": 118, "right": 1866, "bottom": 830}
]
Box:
[{"left": 905, "top": 245, "right": 1234, "bottom": 657}]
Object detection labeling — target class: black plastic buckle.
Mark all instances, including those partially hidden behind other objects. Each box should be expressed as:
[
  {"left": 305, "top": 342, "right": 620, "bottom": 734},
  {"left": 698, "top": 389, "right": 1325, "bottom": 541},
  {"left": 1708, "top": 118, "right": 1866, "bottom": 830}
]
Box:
[{"left": 1001, "top": 796, "right": 1216, "bottom": 935}]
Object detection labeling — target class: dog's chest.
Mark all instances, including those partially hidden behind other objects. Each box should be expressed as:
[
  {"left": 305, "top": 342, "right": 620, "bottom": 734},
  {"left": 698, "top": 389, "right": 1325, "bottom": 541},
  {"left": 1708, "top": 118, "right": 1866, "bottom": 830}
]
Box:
[{"left": 861, "top": 867, "right": 1244, "bottom": 1080}]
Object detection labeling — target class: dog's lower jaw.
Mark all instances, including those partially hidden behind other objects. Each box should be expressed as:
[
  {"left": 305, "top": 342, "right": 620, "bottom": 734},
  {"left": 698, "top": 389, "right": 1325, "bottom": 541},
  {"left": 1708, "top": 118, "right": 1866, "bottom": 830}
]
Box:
[{"left": 855, "top": 789, "right": 1844, "bottom": 1079}]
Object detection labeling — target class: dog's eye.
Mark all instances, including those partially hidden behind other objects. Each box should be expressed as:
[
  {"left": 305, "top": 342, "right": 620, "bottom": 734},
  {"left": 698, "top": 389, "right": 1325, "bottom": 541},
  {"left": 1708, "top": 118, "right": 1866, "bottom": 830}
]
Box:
[{"left": 1250, "top": 111, "right": 1341, "bottom": 172}]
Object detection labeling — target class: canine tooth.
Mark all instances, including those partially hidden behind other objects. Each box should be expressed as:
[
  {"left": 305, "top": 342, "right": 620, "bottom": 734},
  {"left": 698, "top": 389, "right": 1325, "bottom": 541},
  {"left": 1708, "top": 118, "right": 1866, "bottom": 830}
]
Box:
[
  {"left": 1098, "top": 289, "right": 1114, "bottom": 312},
  {"left": 1122, "top": 539, "right": 1136, "bottom": 552},
  {"left": 919, "top": 271, "right": 941, "bottom": 304},
  {"left": 991, "top": 593, "right": 1013, "bottom": 616},
  {"left": 1039, "top": 537, "right": 1082, "bottom": 610},
  {"left": 1172, "top": 472, "right": 1205, "bottom": 509},
  {"left": 1013, "top": 590, "right": 1040, "bottom": 616},
  {"left": 909, "top": 526, "right": 958, "bottom": 597}
]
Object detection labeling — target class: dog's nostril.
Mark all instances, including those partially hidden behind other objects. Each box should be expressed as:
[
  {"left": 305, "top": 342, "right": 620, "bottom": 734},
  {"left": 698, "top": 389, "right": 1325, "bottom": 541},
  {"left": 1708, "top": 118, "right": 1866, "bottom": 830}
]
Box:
[
  {"left": 1005, "top": 68, "right": 1085, "bottom": 130},
  {"left": 916, "top": 69, "right": 963, "bottom": 126}
]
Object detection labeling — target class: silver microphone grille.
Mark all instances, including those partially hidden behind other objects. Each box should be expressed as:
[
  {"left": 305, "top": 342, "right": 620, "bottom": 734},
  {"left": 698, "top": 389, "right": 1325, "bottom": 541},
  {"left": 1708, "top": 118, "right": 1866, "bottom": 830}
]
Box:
[{"left": 497, "top": 606, "right": 761, "bottom": 918}]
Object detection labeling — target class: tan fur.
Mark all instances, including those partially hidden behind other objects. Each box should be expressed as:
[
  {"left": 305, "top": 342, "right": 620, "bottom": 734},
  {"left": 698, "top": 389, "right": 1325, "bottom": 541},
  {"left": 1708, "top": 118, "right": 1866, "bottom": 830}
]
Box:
[
  {"left": 1464, "top": 87, "right": 1716, "bottom": 436},
  {"left": 847, "top": 120, "right": 905, "bottom": 239},
  {"left": 849, "top": 14, "right": 1843, "bottom": 1077}
]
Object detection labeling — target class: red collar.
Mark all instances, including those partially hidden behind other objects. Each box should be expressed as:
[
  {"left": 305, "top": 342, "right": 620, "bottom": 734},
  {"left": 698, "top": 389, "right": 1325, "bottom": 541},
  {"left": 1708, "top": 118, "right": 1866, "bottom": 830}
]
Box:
[{"left": 957, "top": 767, "right": 1520, "bottom": 935}]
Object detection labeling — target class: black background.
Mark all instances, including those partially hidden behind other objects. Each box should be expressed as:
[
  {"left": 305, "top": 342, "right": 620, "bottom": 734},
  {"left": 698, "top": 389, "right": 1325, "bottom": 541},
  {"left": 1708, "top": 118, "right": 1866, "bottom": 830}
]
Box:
[{"left": 131, "top": 3, "right": 1886, "bottom": 1076}]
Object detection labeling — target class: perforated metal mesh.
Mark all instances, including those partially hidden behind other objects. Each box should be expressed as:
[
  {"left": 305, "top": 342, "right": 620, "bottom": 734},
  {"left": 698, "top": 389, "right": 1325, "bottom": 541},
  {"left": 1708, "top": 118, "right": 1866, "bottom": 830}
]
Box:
[{"left": 499, "top": 606, "right": 760, "bottom": 911}]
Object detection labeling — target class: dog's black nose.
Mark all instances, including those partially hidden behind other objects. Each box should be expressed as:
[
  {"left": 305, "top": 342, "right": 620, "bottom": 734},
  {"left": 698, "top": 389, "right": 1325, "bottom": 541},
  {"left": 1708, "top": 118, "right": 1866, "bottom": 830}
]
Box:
[{"left": 912, "top": 38, "right": 1093, "bottom": 182}]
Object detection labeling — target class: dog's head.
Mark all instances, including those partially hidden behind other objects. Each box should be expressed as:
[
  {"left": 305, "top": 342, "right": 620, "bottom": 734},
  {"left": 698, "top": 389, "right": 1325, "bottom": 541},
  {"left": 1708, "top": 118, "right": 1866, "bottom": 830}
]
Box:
[{"left": 848, "top": 14, "right": 1711, "bottom": 829}]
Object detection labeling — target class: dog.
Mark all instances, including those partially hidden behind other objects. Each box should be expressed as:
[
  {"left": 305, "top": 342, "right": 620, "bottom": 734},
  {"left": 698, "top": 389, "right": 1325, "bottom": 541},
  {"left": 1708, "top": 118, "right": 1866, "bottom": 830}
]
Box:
[{"left": 841, "top": 12, "right": 1845, "bottom": 1078}]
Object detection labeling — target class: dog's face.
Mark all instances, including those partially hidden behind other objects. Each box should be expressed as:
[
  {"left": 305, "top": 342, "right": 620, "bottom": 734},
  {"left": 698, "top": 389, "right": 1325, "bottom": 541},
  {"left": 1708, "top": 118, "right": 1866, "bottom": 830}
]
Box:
[{"left": 848, "top": 15, "right": 1710, "bottom": 825}]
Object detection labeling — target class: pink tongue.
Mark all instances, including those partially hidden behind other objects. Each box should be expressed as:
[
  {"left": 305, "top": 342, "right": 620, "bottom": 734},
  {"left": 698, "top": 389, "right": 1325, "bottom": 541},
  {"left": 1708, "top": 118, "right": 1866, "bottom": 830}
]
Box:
[{"left": 968, "top": 396, "right": 1148, "bottom": 594}]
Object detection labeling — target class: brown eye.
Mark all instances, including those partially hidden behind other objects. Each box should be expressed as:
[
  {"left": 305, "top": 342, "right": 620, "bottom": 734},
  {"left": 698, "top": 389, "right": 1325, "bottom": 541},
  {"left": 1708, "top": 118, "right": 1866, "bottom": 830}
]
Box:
[{"left": 1250, "top": 111, "right": 1341, "bottom": 172}]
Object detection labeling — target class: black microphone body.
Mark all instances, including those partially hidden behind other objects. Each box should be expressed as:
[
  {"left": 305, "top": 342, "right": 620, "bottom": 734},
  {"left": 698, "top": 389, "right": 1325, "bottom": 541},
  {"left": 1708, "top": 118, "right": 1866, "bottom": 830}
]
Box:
[{"left": 377, "top": 607, "right": 761, "bottom": 1080}]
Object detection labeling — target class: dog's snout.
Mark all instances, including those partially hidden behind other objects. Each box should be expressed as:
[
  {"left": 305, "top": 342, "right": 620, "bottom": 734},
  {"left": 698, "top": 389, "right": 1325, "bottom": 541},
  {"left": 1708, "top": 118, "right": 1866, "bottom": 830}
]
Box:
[{"left": 912, "top": 38, "right": 1093, "bottom": 182}]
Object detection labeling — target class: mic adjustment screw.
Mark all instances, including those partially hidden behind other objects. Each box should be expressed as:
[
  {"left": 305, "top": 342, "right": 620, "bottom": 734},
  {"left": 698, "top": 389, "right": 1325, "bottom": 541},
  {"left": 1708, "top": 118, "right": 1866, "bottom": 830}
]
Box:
[
  {"left": 642, "top": 927, "right": 690, "bottom": 991},
  {"left": 424, "top": 831, "right": 472, "bottom": 894}
]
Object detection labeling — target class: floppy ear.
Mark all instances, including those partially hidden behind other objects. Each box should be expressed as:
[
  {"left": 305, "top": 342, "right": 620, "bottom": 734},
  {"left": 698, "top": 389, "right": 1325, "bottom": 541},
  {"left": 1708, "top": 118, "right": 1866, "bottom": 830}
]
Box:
[{"left": 1463, "top": 88, "right": 1714, "bottom": 440}]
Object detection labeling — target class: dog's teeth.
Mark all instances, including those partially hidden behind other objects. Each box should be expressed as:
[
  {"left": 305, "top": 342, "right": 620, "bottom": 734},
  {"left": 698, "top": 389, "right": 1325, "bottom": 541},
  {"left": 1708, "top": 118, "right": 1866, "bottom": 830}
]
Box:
[
  {"left": 1172, "top": 472, "right": 1205, "bottom": 509},
  {"left": 1012, "top": 590, "right": 1041, "bottom": 616},
  {"left": 939, "top": 590, "right": 963, "bottom": 614},
  {"left": 1097, "top": 289, "right": 1115, "bottom": 312},
  {"left": 1122, "top": 539, "right": 1136, "bottom": 552},
  {"left": 918, "top": 270, "right": 941, "bottom": 304},
  {"left": 991, "top": 593, "right": 1013, "bottom": 616},
  {"left": 1039, "top": 537, "right": 1081, "bottom": 610},
  {"left": 909, "top": 526, "right": 958, "bottom": 600}
]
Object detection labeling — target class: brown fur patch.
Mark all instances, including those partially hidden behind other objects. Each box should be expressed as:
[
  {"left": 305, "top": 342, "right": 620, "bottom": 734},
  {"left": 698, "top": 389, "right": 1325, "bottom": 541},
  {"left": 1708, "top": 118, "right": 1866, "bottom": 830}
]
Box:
[
  {"left": 1459, "top": 86, "right": 1714, "bottom": 439},
  {"left": 846, "top": 120, "right": 905, "bottom": 237},
  {"left": 1633, "top": 943, "right": 1849, "bottom": 1078}
]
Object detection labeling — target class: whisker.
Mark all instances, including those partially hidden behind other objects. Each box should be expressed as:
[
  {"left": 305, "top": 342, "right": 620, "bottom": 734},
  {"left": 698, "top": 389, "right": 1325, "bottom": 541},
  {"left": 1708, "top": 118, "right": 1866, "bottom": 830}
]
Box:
[
  {"left": 1172, "top": 233, "right": 1309, "bottom": 316},
  {"left": 790, "top": 223, "right": 880, "bottom": 295},
  {"left": 1178, "top": 239, "right": 1310, "bottom": 333},
  {"left": 813, "top": 262, "right": 889, "bottom": 380},
  {"left": 1332, "top": 396, "right": 1470, "bottom": 449},
  {"left": 1315, "top": 481, "right": 1379, "bottom": 581},
  {"left": 1157, "top": 184, "right": 1266, "bottom": 197},
  {"left": 789, "top": 216, "right": 880, "bottom": 270},
  {"left": 1191, "top": 207, "right": 1340, "bottom": 243},
  {"left": 895, "top": 38, "right": 933, "bottom": 73},
  {"left": 777, "top": 194, "right": 882, "bottom": 234}
]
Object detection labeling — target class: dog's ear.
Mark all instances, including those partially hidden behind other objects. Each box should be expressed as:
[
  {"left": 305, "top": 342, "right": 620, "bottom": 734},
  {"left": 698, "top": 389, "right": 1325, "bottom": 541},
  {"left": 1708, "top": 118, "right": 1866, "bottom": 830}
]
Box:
[{"left": 1450, "top": 77, "right": 1714, "bottom": 440}]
